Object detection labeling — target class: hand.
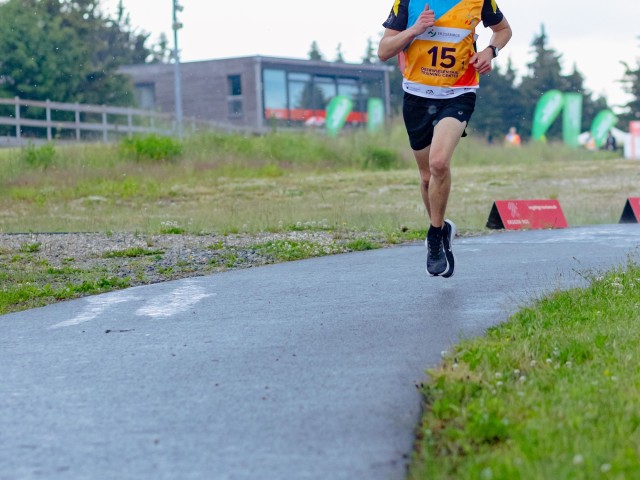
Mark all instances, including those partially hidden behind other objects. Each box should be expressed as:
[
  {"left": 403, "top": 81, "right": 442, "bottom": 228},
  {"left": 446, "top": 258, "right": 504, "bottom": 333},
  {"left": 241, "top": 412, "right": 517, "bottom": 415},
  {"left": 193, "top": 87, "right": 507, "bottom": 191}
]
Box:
[
  {"left": 409, "top": 4, "right": 435, "bottom": 36},
  {"left": 470, "top": 48, "right": 494, "bottom": 75}
]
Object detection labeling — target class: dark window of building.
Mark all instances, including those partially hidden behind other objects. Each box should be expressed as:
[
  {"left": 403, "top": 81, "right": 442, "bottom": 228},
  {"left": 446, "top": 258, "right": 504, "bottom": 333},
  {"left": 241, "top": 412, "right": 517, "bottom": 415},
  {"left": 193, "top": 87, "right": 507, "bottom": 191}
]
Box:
[
  {"left": 227, "top": 75, "right": 243, "bottom": 118},
  {"left": 228, "top": 75, "right": 242, "bottom": 96},
  {"left": 229, "top": 99, "right": 243, "bottom": 117}
]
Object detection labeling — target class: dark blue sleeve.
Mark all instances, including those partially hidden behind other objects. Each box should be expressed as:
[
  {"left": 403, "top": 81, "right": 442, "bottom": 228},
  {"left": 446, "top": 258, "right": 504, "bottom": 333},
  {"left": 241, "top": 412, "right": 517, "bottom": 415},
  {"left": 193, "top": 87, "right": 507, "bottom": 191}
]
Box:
[
  {"left": 482, "top": 0, "right": 504, "bottom": 27},
  {"left": 382, "top": 0, "right": 409, "bottom": 31}
]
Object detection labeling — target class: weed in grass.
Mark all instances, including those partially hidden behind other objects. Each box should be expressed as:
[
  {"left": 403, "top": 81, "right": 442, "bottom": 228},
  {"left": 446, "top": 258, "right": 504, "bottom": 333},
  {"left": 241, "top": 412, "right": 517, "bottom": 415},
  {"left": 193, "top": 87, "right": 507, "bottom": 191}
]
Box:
[
  {"left": 209, "top": 251, "right": 242, "bottom": 268},
  {"left": 103, "top": 247, "right": 164, "bottom": 258},
  {"left": 158, "top": 266, "right": 174, "bottom": 275},
  {"left": 286, "top": 220, "right": 331, "bottom": 232},
  {"left": 258, "top": 164, "right": 284, "bottom": 178},
  {"left": 161, "top": 226, "right": 186, "bottom": 234},
  {"left": 362, "top": 146, "right": 400, "bottom": 170},
  {"left": 20, "top": 143, "right": 56, "bottom": 169},
  {"left": 345, "top": 238, "right": 377, "bottom": 251},
  {"left": 254, "top": 239, "right": 329, "bottom": 262},
  {"left": 120, "top": 135, "right": 183, "bottom": 162},
  {"left": 159, "top": 221, "right": 186, "bottom": 234},
  {"left": 47, "top": 266, "right": 82, "bottom": 275},
  {"left": 19, "top": 242, "right": 41, "bottom": 253}
]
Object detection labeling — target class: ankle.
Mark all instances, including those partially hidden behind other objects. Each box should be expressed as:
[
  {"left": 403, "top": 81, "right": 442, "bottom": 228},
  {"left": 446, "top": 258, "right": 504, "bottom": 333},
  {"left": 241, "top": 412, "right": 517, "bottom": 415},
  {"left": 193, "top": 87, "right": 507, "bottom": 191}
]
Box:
[{"left": 428, "top": 224, "right": 443, "bottom": 237}]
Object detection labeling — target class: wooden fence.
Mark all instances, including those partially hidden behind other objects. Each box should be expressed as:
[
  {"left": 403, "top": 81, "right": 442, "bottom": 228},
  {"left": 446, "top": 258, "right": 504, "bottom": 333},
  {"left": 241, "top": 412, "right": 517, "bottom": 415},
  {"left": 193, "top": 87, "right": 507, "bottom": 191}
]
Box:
[{"left": 0, "top": 97, "right": 225, "bottom": 145}]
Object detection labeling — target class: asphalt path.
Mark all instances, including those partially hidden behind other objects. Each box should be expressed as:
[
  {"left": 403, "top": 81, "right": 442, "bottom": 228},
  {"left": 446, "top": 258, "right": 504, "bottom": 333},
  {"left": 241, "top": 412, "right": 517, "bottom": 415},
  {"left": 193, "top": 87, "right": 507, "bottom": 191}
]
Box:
[{"left": 1, "top": 224, "right": 639, "bottom": 480}]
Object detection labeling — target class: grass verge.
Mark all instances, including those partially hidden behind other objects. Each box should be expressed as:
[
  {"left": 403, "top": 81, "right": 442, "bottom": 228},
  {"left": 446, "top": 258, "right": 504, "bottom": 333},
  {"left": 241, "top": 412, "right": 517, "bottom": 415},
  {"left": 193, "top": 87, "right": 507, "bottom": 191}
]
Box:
[{"left": 409, "top": 259, "right": 640, "bottom": 479}]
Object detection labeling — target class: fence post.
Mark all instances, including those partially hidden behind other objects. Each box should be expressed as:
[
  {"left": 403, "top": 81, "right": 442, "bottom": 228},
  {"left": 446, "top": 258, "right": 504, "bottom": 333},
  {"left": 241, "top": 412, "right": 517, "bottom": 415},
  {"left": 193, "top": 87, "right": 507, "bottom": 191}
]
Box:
[
  {"left": 102, "top": 105, "right": 108, "bottom": 142},
  {"left": 127, "top": 110, "right": 133, "bottom": 138},
  {"left": 46, "top": 99, "right": 52, "bottom": 141},
  {"left": 75, "top": 103, "right": 81, "bottom": 141},
  {"left": 14, "top": 96, "right": 21, "bottom": 140}
]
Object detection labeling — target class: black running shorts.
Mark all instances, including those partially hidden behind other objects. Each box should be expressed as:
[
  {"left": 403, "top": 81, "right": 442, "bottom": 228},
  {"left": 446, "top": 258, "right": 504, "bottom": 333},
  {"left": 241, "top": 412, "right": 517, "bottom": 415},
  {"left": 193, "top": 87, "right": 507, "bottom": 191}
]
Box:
[{"left": 402, "top": 92, "right": 476, "bottom": 151}]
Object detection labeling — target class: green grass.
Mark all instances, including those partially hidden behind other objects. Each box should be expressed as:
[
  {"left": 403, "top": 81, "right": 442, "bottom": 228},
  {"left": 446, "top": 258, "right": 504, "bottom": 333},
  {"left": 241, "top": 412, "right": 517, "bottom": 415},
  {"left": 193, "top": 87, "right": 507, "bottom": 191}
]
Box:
[
  {"left": 0, "top": 124, "right": 630, "bottom": 234},
  {"left": 409, "top": 259, "right": 640, "bottom": 479},
  {"left": 0, "top": 248, "right": 131, "bottom": 313},
  {"left": 102, "top": 247, "right": 164, "bottom": 258}
]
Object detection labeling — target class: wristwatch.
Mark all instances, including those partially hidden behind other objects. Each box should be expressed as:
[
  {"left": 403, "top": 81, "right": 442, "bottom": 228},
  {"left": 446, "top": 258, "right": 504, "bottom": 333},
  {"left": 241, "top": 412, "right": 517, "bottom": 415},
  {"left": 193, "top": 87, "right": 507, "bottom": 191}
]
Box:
[{"left": 489, "top": 45, "right": 499, "bottom": 58}]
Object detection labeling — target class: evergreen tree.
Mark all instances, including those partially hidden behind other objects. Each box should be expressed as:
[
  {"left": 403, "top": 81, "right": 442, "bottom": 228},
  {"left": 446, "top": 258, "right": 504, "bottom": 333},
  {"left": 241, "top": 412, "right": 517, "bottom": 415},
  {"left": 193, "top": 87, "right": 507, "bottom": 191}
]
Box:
[
  {"left": 148, "top": 33, "right": 172, "bottom": 64},
  {"left": 474, "top": 59, "right": 525, "bottom": 143},
  {"left": 308, "top": 41, "right": 324, "bottom": 61},
  {"left": 518, "top": 25, "right": 567, "bottom": 139},
  {"left": 361, "top": 38, "right": 377, "bottom": 65},
  {"left": 0, "top": 0, "right": 85, "bottom": 102},
  {"left": 54, "top": 0, "right": 156, "bottom": 105},
  {"left": 334, "top": 43, "right": 345, "bottom": 63},
  {"left": 0, "top": 0, "right": 165, "bottom": 106}
]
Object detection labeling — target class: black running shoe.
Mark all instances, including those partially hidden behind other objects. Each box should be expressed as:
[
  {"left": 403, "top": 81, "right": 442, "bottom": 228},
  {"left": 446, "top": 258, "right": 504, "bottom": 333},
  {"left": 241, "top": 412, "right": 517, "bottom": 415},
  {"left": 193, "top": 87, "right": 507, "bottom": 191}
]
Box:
[
  {"left": 441, "top": 219, "right": 456, "bottom": 278},
  {"left": 425, "top": 228, "right": 447, "bottom": 276}
]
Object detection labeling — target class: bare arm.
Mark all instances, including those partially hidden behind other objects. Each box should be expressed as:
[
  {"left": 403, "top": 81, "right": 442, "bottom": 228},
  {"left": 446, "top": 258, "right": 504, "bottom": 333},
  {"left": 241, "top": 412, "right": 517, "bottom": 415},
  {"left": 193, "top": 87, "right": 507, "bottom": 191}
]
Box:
[
  {"left": 377, "top": 4, "right": 435, "bottom": 62},
  {"left": 470, "top": 17, "right": 513, "bottom": 75}
]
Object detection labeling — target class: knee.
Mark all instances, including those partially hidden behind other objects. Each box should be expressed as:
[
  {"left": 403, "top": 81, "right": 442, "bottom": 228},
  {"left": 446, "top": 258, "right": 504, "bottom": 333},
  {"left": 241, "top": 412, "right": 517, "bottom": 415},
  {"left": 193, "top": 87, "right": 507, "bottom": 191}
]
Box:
[{"left": 429, "top": 154, "right": 450, "bottom": 178}]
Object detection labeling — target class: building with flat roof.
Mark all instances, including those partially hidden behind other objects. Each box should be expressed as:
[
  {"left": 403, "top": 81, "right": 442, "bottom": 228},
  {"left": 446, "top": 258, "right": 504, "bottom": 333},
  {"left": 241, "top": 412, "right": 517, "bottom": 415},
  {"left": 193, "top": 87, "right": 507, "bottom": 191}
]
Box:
[{"left": 120, "top": 56, "right": 392, "bottom": 133}]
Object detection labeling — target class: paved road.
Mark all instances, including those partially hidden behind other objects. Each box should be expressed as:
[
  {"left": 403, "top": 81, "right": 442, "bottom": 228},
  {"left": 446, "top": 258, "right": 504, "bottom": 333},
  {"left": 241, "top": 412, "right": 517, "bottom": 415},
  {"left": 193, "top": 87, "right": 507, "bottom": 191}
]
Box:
[{"left": 1, "top": 224, "right": 638, "bottom": 480}]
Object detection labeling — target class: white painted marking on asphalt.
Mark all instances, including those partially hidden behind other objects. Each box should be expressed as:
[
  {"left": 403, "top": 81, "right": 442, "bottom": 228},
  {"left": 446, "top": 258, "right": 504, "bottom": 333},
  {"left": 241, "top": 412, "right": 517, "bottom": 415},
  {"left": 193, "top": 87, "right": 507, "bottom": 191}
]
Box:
[
  {"left": 136, "top": 281, "right": 214, "bottom": 319},
  {"left": 48, "top": 291, "right": 141, "bottom": 329}
]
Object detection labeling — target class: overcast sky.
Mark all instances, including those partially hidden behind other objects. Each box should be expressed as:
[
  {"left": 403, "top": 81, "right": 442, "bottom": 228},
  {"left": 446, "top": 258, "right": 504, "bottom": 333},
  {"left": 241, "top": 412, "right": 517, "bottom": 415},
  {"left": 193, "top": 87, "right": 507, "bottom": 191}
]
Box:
[{"left": 103, "top": 0, "right": 638, "bottom": 111}]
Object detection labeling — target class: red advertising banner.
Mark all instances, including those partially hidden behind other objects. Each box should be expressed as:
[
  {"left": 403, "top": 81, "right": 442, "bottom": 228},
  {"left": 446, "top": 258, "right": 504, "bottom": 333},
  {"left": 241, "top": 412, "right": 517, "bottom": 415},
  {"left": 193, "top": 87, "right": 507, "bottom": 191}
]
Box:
[
  {"left": 486, "top": 199, "right": 569, "bottom": 230},
  {"left": 264, "top": 108, "right": 366, "bottom": 124},
  {"left": 618, "top": 197, "right": 640, "bottom": 223}
]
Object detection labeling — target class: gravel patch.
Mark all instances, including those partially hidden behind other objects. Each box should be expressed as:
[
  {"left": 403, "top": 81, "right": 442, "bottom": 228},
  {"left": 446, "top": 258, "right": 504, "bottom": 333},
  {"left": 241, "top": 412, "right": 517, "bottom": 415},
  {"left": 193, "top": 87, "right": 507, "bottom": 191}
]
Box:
[{"left": 0, "top": 231, "right": 390, "bottom": 287}]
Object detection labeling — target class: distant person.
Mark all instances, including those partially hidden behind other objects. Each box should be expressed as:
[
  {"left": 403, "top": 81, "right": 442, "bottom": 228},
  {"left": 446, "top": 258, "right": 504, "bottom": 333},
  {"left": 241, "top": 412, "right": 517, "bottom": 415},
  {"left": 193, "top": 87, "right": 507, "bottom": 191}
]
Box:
[
  {"left": 504, "top": 126, "right": 521, "bottom": 146},
  {"left": 604, "top": 130, "right": 617, "bottom": 151},
  {"left": 585, "top": 132, "right": 597, "bottom": 151},
  {"left": 486, "top": 132, "right": 494, "bottom": 145},
  {"left": 377, "top": 1, "right": 512, "bottom": 278}
]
